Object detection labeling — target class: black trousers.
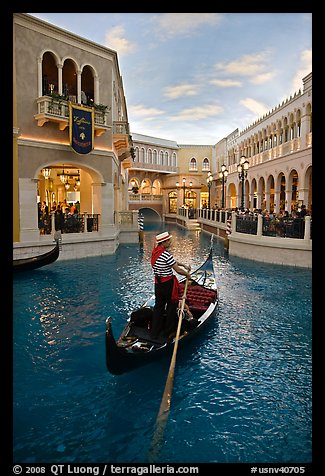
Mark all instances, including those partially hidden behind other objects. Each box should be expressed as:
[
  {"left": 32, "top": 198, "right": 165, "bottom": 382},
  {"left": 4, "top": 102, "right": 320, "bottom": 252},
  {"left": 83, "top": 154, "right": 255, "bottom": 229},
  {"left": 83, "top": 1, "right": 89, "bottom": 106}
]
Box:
[{"left": 151, "top": 279, "right": 177, "bottom": 338}]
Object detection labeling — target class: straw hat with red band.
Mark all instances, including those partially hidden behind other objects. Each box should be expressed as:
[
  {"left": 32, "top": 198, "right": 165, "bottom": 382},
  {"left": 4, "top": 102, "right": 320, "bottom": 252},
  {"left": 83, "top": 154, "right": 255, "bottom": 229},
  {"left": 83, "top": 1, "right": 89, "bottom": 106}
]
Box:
[{"left": 155, "top": 231, "right": 172, "bottom": 244}]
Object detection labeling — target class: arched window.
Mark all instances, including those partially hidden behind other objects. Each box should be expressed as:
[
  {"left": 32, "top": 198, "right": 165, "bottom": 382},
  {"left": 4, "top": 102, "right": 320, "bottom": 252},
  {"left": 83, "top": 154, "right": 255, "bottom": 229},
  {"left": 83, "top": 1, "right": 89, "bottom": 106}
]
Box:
[
  {"left": 129, "top": 178, "right": 139, "bottom": 194},
  {"left": 141, "top": 179, "right": 151, "bottom": 194},
  {"left": 134, "top": 147, "right": 140, "bottom": 162},
  {"left": 189, "top": 158, "right": 197, "bottom": 171},
  {"left": 42, "top": 52, "right": 58, "bottom": 95},
  {"left": 168, "top": 191, "right": 178, "bottom": 214},
  {"left": 81, "top": 65, "right": 95, "bottom": 105},
  {"left": 147, "top": 149, "right": 153, "bottom": 164},
  {"left": 152, "top": 179, "right": 161, "bottom": 195},
  {"left": 62, "top": 58, "right": 77, "bottom": 97},
  {"left": 202, "top": 158, "right": 210, "bottom": 170}
]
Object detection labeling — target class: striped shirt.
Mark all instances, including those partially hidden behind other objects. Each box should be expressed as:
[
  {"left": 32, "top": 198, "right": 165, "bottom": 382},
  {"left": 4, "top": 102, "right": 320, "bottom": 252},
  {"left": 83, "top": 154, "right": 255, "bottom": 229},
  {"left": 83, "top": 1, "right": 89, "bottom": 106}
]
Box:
[{"left": 152, "top": 249, "right": 176, "bottom": 278}]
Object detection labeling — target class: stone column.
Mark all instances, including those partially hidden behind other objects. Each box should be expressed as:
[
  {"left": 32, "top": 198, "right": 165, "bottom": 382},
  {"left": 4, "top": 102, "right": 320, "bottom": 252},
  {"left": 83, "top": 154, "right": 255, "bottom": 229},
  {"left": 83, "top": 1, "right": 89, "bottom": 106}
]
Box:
[
  {"left": 19, "top": 178, "right": 41, "bottom": 242},
  {"left": 37, "top": 57, "right": 43, "bottom": 97},
  {"left": 265, "top": 190, "right": 271, "bottom": 212},
  {"left": 304, "top": 215, "right": 311, "bottom": 240},
  {"left": 231, "top": 210, "right": 237, "bottom": 234},
  {"left": 274, "top": 190, "right": 281, "bottom": 215},
  {"left": 298, "top": 187, "right": 309, "bottom": 205},
  {"left": 58, "top": 64, "right": 63, "bottom": 95},
  {"left": 51, "top": 211, "right": 55, "bottom": 234},
  {"left": 300, "top": 112, "right": 309, "bottom": 149},
  {"left": 257, "top": 213, "right": 263, "bottom": 236},
  {"left": 94, "top": 76, "right": 99, "bottom": 104},
  {"left": 77, "top": 70, "right": 82, "bottom": 103}
]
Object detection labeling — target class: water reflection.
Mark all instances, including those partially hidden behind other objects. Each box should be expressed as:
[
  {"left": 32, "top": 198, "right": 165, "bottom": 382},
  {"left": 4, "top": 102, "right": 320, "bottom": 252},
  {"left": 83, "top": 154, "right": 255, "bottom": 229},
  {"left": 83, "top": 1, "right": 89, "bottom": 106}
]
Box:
[{"left": 13, "top": 224, "right": 312, "bottom": 464}]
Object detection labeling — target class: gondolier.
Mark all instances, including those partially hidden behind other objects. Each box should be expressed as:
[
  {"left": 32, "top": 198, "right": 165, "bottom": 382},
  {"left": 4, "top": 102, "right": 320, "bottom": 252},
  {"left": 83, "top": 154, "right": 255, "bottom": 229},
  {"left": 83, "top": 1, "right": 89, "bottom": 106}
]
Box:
[
  {"left": 105, "top": 238, "right": 218, "bottom": 375},
  {"left": 150, "top": 231, "right": 191, "bottom": 340}
]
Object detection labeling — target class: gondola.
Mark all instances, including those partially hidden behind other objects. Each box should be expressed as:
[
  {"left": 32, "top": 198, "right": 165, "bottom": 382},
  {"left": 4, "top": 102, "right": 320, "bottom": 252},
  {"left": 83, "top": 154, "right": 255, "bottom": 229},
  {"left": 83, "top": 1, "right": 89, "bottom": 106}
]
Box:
[
  {"left": 13, "top": 238, "right": 61, "bottom": 272},
  {"left": 105, "top": 242, "right": 218, "bottom": 375}
]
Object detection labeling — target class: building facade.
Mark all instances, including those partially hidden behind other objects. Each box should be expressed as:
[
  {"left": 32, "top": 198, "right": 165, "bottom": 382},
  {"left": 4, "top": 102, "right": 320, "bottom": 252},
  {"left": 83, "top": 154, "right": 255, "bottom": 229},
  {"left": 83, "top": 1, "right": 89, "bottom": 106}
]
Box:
[
  {"left": 212, "top": 73, "right": 312, "bottom": 214},
  {"left": 13, "top": 13, "right": 135, "bottom": 258},
  {"left": 128, "top": 139, "right": 217, "bottom": 220},
  {"left": 13, "top": 13, "right": 312, "bottom": 261}
]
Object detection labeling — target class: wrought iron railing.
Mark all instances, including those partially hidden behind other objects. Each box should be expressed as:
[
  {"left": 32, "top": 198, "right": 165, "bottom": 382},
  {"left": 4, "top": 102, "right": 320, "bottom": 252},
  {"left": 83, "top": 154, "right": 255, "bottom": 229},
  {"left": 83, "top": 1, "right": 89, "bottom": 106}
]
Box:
[
  {"left": 236, "top": 215, "right": 258, "bottom": 234},
  {"left": 39, "top": 213, "right": 100, "bottom": 235}
]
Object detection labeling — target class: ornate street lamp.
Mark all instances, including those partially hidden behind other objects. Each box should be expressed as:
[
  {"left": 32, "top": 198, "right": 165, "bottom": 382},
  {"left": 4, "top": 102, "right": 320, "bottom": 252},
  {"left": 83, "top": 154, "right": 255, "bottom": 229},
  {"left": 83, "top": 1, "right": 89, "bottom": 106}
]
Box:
[
  {"left": 218, "top": 164, "right": 228, "bottom": 209},
  {"left": 176, "top": 177, "right": 192, "bottom": 206},
  {"left": 237, "top": 155, "right": 249, "bottom": 210},
  {"left": 206, "top": 171, "right": 213, "bottom": 209}
]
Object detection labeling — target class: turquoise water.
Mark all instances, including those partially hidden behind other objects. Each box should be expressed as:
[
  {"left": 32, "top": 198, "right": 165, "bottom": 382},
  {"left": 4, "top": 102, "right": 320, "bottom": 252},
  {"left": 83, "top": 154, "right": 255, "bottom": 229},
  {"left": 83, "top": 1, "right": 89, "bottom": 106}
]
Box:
[{"left": 13, "top": 225, "right": 312, "bottom": 464}]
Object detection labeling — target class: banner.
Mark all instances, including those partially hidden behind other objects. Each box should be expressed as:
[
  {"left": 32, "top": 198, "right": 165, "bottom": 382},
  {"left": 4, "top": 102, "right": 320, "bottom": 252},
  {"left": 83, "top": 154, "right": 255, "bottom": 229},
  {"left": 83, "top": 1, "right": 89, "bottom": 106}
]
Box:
[{"left": 69, "top": 102, "right": 94, "bottom": 154}]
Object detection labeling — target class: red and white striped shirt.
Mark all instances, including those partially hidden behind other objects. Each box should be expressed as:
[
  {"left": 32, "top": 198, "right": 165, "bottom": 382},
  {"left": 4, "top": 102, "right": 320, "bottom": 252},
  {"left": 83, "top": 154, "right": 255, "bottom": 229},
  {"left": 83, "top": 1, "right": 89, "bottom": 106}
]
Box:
[{"left": 152, "top": 249, "right": 176, "bottom": 278}]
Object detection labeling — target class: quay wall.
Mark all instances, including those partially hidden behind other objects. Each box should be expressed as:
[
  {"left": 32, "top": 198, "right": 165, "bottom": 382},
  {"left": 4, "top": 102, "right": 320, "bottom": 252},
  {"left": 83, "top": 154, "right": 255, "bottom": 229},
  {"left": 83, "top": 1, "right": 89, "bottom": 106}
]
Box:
[{"left": 166, "top": 212, "right": 312, "bottom": 268}]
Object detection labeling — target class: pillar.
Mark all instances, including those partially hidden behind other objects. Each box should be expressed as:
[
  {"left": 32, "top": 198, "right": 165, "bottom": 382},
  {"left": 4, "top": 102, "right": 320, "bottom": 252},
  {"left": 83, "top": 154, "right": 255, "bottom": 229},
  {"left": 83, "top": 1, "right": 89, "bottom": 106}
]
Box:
[
  {"left": 304, "top": 215, "right": 311, "bottom": 240},
  {"left": 77, "top": 70, "right": 82, "bottom": 103},
  {"left": 257, "top": 213, "right": 263, "bottom": 236},
  {"left": 19, "top": 178, "right": 41, "bottom": 242}
]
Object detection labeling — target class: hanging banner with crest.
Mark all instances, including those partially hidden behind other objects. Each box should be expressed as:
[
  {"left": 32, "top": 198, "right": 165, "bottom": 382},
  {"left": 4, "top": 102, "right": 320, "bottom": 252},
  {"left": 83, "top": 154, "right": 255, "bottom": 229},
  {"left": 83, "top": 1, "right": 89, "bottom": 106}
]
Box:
[{"left": 69, "top": 102, "right": 94, "bottom": 154}]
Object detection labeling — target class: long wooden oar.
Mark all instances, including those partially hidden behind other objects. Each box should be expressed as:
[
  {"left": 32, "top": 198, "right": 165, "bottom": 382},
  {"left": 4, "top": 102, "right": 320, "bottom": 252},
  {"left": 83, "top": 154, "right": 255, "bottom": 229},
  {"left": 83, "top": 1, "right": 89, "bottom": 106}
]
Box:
[{"left": 148, "top": 277, "right": 190, "bottom": 462}]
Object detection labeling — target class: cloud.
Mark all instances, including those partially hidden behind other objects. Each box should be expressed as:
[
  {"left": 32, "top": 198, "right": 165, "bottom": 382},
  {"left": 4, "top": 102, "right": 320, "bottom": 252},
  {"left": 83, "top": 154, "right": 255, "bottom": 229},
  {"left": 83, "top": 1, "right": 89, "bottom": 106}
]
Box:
[
  {"left": 154, "top": 13, "right": 223, "bottom": 39},
  {"left": 239, "top": 98, "right": 269, "bottom": 117},
  {"left": 291, "top": 48, "right": 312, "bottom": 91},
  {"left": 215, "top": 52, "right": 271, "bottom": 77},
  {"left": 210, "top": 79, "right": 242, "bottom": 88},
  {"left": 104, "top": 26, "right": 136, "bottom": 56},
  {"left": 164, "top": 83, "right": 201, "bottom": 99},
  {"left": 129, "top": 104, "right": 165, "bottom": 118},
  {"left": 171, "top": 104, "right": 224, "bottom": 121},
  {"left": 250, "top": 71, "right": 276, "bottom": 85}
]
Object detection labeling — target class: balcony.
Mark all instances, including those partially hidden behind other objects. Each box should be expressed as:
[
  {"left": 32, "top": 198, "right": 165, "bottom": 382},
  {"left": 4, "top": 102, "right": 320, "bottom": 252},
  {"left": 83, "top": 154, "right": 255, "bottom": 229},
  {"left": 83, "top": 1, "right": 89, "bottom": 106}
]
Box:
[
  {"left": 129, "top": 161, "right": 178, "bottom": 174},
  {"left": 34, "top": 96, "right": 110, "bottom": 136},
  {"left": 113, "top": 121, "right": 133, "bottom": 161},
  {"left": 129, "top": 193, "right": 163, "bottom": 202}
]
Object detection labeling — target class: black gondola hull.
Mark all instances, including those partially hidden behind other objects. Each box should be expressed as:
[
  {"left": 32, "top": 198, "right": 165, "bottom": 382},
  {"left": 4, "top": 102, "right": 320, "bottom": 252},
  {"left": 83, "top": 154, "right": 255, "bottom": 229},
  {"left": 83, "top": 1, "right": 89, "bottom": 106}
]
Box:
[
  {"left": 105, "top": 244, "right": 218, "bottom": 375},
  {"left": 105, "top": 302, "right": 218, "bottom": 375},
  {"left": 13, "top": 241, "right": 60, "bottom": 272}
]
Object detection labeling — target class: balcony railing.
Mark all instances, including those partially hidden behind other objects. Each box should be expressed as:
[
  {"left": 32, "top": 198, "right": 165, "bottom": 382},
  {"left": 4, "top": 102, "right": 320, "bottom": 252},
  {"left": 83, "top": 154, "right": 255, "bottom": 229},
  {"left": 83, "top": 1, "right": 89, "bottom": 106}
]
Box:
[
  {"left": 129, "top": 193, "right": 163, "bottom": 201},
  {"left": 130, "top": 161, "right": 178, "bottom": 174},
  {"left": 228, "top": 136, "right": 311, "bottom": 172},
  {"left": 39, "top": 212, "right": 100, "bottom": 235},
  {"left": 113, "top": 121, "right": 130, "bottom": 135},
  {"left": 34, "top": 96, "right": 110, "bottom": 136}
]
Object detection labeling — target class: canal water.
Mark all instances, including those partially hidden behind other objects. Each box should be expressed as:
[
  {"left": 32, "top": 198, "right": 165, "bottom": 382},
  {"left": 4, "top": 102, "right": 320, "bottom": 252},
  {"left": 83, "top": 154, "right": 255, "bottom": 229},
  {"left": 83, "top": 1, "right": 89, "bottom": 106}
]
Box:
[{"left": 13, "top": 224, "right": 312, "bottom": 464}]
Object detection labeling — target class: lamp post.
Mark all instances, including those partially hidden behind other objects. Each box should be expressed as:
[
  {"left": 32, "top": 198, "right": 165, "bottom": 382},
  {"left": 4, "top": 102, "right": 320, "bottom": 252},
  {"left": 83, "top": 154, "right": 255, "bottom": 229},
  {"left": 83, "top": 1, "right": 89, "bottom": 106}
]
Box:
[
  {"left": 237, "top": 155, "right": 249, "bottom": 210},
  {"left": 176, "top": 177, "right": 192, "bottom": 206},
  {"left": 206, "top": 171, "right": 213, "bottom": 209},
  {"left": 218, "top": 164, "right": 228, "bottom": 209}
]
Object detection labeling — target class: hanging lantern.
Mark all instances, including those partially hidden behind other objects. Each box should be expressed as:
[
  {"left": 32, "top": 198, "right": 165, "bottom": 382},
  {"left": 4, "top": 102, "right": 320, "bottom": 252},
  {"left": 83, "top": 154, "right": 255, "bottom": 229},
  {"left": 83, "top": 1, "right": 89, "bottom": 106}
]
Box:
[
  {"left": 59, "top": 166, "right": 68, "bottom": 184},
  {"left": 42, "top": 168, "right": 51, "bottom": 179}
]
